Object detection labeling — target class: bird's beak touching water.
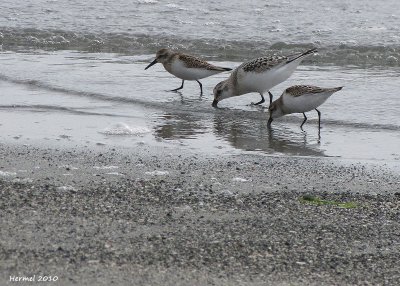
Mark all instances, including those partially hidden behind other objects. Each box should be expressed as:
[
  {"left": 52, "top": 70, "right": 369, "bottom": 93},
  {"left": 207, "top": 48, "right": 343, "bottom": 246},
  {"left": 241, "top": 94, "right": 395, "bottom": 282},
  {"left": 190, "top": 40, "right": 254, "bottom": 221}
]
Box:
[
  {"left": 145, "top": 58, "right": 158, "bottom": 70},
  {"left": 212, "top": 99, "right": 219, "bottom": 108}
]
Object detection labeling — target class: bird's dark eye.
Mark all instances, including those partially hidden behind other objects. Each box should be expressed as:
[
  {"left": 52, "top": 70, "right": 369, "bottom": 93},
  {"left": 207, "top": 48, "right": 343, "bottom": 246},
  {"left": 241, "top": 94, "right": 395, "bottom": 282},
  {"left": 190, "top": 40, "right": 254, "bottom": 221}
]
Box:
[{"left": 217, "top": 89, "right": 222, "bottom": 95}]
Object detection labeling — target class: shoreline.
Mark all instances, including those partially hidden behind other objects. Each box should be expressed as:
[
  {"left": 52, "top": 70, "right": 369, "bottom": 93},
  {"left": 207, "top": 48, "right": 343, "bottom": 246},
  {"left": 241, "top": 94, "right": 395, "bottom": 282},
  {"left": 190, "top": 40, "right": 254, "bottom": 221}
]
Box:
[
  {"left": 1, "top": 142, "right": 399, "bottom": 285},
  {"left": 1, "top": 51, "right": 400, "bottom": 163}
]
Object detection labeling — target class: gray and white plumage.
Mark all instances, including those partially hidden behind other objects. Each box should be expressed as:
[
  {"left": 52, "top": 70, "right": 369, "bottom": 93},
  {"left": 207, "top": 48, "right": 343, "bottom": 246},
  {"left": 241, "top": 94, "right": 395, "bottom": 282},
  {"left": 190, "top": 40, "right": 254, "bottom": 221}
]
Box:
[
  {"left": 267, "top": 85, "right": 343, "bottom": 131},
  {"left": 145, "top": 48, "right": 232, "bottom": 94},
  {"left": 212, "top": 48, "right": 317, "bottom": 107}
]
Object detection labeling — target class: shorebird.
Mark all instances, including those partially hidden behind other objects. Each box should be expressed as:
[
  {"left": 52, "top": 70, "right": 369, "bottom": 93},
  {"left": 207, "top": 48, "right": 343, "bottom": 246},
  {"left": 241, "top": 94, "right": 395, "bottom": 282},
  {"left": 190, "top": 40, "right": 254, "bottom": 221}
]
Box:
[
  {"left": 212, "top": 48, "right": 317, "bottom": 107},
  {"left": 267, "top": 85, "right": 343, "bottom": 133},
  {"left": 145, "top": 48, "right": 232, "bottom": 94}
]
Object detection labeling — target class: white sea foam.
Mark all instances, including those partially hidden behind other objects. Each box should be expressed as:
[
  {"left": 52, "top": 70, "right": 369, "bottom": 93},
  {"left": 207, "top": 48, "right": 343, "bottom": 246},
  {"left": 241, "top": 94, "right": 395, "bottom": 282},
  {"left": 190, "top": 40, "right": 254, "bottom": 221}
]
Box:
[{"left": 100, "top": 123, "right": 150, "bottom": 136}]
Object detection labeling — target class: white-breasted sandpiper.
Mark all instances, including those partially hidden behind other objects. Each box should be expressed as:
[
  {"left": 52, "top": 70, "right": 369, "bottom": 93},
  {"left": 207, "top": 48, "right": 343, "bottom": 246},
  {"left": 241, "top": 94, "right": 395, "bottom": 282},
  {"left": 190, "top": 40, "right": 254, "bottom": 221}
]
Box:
[
  {"left": 212, "top": 48, "right": 317, "bottom": 107},
  {"left": 145, "top": 48, "right": 232, "bottom": 94}
]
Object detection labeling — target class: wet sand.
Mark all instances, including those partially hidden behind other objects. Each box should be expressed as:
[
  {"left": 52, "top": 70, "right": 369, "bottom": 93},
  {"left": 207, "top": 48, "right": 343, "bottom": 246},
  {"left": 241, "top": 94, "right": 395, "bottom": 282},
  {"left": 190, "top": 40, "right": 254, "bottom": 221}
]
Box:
[{"left": 1, "top": 143, "right": 399, "bottom": 285}]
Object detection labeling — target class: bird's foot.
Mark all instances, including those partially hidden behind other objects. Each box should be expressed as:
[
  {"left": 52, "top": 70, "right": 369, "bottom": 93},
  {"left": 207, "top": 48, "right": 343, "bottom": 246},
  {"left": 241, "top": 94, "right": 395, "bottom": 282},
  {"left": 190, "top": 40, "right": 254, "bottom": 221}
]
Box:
[{"left": 248, "top": 102, "right": 264, "bottom": 107}]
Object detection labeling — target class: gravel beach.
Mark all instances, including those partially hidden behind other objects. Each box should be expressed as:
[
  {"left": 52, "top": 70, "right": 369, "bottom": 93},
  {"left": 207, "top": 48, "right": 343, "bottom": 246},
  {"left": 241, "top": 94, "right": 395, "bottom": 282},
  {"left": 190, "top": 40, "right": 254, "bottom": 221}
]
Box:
[{"left": 1, "top": 143, "right": 399, "bottom": 285}]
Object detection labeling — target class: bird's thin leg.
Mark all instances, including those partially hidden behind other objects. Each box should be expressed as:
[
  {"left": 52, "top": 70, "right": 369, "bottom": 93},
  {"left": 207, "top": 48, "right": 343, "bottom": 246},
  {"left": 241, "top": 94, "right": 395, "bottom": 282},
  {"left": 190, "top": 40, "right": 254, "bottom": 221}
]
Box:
[
  {"left": 251, "top": 93, "right": 265, "bottom": 105},
  {"left": 171, "top": 80, "right": 184, "bottom": 92},
  {"left": 300, "top": 113, "right": 307, "bottom": 131},
  {"left": 315, "top": 108, "right": 321, "bottom": 131},
  {"left": 315, "top": 108, "right": 321, "bottom": 140},
  {"left": 268, "top": 91, "right": 273, "bottom": 105},
  {"left": 196, "top": 80, "right": 203, "bottom": 95}
]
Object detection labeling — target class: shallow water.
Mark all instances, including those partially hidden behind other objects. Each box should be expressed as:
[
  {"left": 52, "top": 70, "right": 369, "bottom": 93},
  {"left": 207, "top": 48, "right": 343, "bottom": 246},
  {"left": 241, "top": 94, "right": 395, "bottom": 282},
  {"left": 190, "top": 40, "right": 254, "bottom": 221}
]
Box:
[
  {"left": 1, "top": 1, "right": 400, "bottom": 66},
  {"left": 0, "top": 50, "right": 399, "bottom": 165},
  {"left": 0, "top": 1, "right": 399, "bottom": 166}
]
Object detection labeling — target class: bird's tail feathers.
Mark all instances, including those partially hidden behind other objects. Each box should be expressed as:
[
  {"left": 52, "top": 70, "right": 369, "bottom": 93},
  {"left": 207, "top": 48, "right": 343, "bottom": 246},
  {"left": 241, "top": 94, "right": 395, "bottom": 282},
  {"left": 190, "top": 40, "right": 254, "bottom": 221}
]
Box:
[
  {"left": 211, "top": 66, "right": 233, "bottom": 72},
  {"left": 332, "top": 86, "right": 344, "bottom": 92}
]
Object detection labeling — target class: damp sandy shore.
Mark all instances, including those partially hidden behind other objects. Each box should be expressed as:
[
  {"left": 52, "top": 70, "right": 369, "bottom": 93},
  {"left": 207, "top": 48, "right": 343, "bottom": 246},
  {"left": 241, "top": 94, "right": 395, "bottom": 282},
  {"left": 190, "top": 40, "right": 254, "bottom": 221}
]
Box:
[{"left": 0, "top": 143, "right": 399, "bottom": 286}]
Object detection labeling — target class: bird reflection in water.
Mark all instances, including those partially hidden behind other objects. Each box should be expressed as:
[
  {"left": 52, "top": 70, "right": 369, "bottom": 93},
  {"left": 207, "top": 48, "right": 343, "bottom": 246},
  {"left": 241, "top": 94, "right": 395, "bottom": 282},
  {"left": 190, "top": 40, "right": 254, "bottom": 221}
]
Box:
[
  {"left": 153, "top": 109, "right": 326, "bottom": 157},
  {"left": 153, "top": 112, "right": 207, "bottom": 140},
  {"left": 212, "top": 112, "right": 326, "bottom": 157}
]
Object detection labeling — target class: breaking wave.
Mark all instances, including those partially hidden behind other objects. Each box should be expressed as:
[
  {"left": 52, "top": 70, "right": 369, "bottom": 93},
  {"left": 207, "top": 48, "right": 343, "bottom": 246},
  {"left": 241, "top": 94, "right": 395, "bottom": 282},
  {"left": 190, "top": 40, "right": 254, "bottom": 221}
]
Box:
[{"left": 1, "top": 27, "right": 399, "bottom": 67}]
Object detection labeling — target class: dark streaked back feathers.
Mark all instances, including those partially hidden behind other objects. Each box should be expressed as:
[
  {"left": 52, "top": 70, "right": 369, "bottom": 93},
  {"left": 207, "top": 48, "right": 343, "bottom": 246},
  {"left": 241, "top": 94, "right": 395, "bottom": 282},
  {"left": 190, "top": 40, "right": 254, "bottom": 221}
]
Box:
[
  {"left": 178, "top": 53, "right": 232, "bottom": 71},
  {"left": 286, "top": 85, "right": 343, "bottom": 97},
  {"left": 241, "top": 55, "right": 287, "bottom": 73}
]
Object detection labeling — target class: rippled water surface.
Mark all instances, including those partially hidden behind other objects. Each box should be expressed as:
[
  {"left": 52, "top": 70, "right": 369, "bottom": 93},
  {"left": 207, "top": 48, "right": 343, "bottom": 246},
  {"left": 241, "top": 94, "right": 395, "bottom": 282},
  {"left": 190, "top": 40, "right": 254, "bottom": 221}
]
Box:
[
  {"left": 1, "top": 0, "right": 400, "bottom": 65},
  {"left": 0, "top": 1, "right": 399, "bottom": 165},
  {"left": 2, "top": 0, "right": 400, "bottom": 45}
]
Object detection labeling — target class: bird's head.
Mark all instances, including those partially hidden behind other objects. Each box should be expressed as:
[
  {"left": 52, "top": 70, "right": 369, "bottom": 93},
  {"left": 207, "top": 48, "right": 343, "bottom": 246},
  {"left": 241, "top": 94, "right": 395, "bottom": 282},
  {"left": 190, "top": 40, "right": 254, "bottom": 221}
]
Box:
[
  {"left": 145, "top": 48, "right": 173, "bottom": 70},
  {"left": 267, "top": 100, "right": 284, "bottom": 127},
  {"left": 212, "top": 80, "right": 234, "bottom": 107}
]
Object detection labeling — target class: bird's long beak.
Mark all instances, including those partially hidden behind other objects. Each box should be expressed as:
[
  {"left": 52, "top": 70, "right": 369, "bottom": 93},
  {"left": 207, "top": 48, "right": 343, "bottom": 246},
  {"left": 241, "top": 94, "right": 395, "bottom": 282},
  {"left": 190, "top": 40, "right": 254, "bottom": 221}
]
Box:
[
  {"left": 212, "top": 99, "right": 219, "bottom": 108},
  {"left": 145, "top": 58, "right": 158, "bottom": 70},
  {"left": 267, "top": 117, "right": 273, "bottom": 127}
]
